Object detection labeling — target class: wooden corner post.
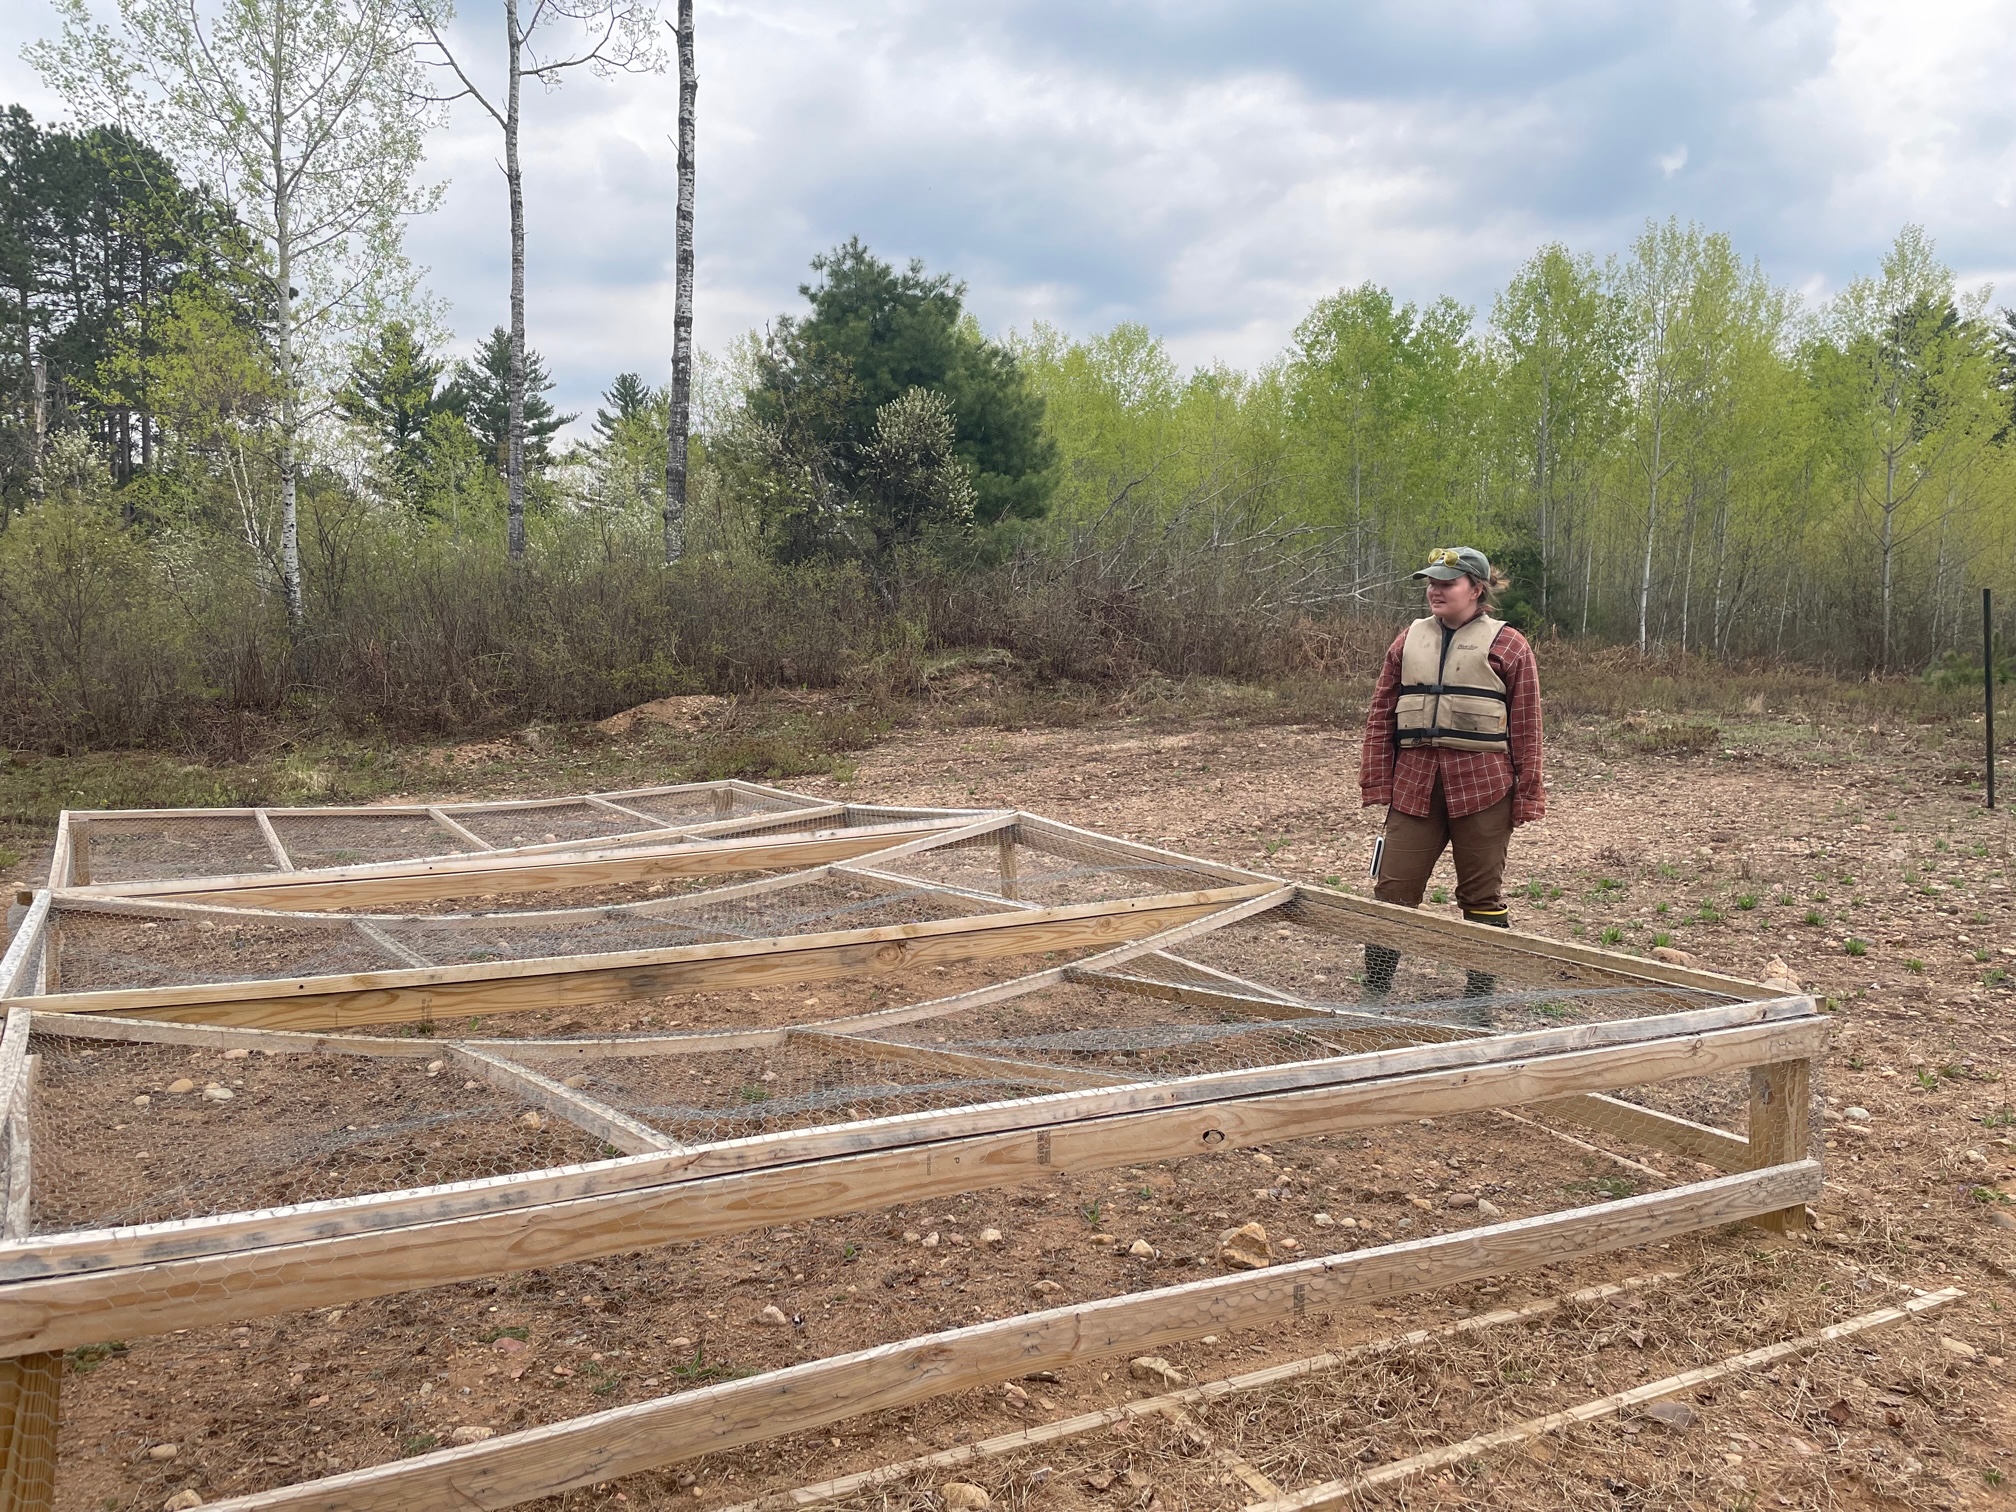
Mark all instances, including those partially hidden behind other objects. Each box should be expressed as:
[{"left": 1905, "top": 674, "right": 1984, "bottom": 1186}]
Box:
[
  {"left": 1746, "top": 1057, "right": 1813, "bottom": 1232},
  {"left": 0, "top": 1008, "right": 56, "bottom": 1511}
]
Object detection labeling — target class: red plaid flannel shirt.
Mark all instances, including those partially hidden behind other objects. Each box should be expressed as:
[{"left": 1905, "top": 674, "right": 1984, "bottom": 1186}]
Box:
[{"left": 1359, "top": 619, "right": 1547, "bottom": 825}]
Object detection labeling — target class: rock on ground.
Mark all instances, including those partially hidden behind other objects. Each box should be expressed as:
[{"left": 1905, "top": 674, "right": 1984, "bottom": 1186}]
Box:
[{"left": 1218, "top": 1222, "right": 1271, "bottom": 1270}]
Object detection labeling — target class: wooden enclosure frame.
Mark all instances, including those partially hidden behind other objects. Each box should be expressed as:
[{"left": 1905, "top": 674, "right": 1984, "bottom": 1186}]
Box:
[{"left": 0, "top": 782, "right": 1825, "bottom": 1512}]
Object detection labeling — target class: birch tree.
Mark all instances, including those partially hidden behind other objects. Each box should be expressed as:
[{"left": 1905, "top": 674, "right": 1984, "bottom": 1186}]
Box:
[
  {"left": 662, "top": 0, "right": 694, "bottom": 563},
  {"left": 1492, "top": 246, "right": 1621, "bottom": 622},
  {"left": 415, "top": 0, "right": 662, "bottom": 560},
  {"left": 34, "top": 0, "right": 440, "bottom": 633},
  {"left": 1614, "top": 220, "right": 1697, "bottom": 652},
  {"left": 1816, "top": 227, "right": 1999, "bottom": 670}
]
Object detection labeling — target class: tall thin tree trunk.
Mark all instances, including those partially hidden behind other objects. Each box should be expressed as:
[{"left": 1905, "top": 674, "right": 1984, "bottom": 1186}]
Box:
[
  {"left": 1879, "top": 449, "right": 1897, "bottom": 672},
  {"left": 1637, "top": 415, "right": 1660, "bottom": 653},
  {"left": 663, "top": 0, "right": 695, "bottom": 564},
  {"left": 504, "top": 0, "right": 528, "bottom": 560},
  {"left": 272, "top": 0, "right": 303, "bottom": 635}
]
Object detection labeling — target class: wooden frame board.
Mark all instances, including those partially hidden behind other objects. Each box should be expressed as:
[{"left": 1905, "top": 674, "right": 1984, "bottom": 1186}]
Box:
[
  {"left": 0, "top": 789, "right": 1831, "bottom": 1512},
  {"left": 191, "top": 1164, "right": 1822, "bottom": 1512}
]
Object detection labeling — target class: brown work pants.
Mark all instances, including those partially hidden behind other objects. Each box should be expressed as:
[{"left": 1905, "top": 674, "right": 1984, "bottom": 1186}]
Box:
[{"left": 1373, "top": 782, "right": 1512, "bottom": 915}]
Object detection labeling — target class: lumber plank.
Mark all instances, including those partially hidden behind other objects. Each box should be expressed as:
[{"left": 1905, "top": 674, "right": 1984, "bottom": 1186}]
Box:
[
  {"left": 189, "top": 1165, "right": 1822, "bottom": 1512},
  {"left": 2, "top": 1060, "right": 31, "bottom": 1240},
  {"left": 1141, "top": 953, "right": 1303, "bottom": 1004},
  {"left": 40, "top": 824, "right": 67, "bottom": 899},
  {"left": 253, "top": 811, "right": 295, "bottom": 871},
  {"left": 0, "top": 902, "right": 48, "bottom": 1004},
  {"left": 1285, "top": 886, "right": 1770, "bottom": 999},
  {"left": 64, "top": 819, "right": 89, "bottom": 888},
  {"left": 0, "top": 1018, "right": 1826, "bottom": 1355},
  {"left": 1746, "top": 1058, "right": 1813, "bottom": 1232},
  {"left": 1012, "top": 814, "right": 1275, "bottom": 887},
  {"left": 585, "top": 797, "right": 668, "bottom": 826},
  {"left": 808, "top": 887, "right": 1298, "bottom": 1039},
  {"left": 13, "top": 888, "right": 1267, "bottom": 1031},
  {"left": 53, "top": 817, "right": 976, "bottom": 910},
  {"left": 1537, "top": 1092, "right": 1749, "bottom": 1171},
  {"left": 28, "top": 1013, "right": 449, "bottom": 1058},
  {"left": 446, "top": 1046, "right": 680, "bottom": 1155},
  {"left": 0, "top": 1018, "right": 55, "bottom": 1512},
  {"left": 834, "top": 866, "right": 1037, "bottom": 913},
  {"left": 714, "top": 1273, "right": 1683, "bottom": 1512},
  {"left": 1246, "top": 1286, "right": 1962, "bottom": 1512},
  {"left": 2, "top": 998, "right": 1822, "bottom": 1283},
  {"left": 427, "top": 808, "right": 494, "bottom": 851},
  {"left": 789, "top": 1030, "right": 1134, "bottom": 1091}
]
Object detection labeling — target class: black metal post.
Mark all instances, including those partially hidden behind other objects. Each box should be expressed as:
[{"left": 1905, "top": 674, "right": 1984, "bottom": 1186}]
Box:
[{"left": 1988, "top": 587, "right": 1997, "bottom": 811}]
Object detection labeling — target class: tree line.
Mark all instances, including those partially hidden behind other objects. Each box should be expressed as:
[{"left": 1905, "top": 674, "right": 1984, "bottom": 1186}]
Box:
[{"left": 1, "top": 0, "right": 2014, "bottom": 753}]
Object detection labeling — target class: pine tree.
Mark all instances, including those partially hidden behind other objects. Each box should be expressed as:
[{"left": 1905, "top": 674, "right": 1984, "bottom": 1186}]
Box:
[{"left": 444, "top": 326, "right": 573, "bottom": 473}]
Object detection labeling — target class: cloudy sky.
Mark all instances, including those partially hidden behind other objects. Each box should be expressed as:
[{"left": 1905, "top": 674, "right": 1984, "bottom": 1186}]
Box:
[{"left": 7, "top": 0, "right": 2016, "bottom": 426}]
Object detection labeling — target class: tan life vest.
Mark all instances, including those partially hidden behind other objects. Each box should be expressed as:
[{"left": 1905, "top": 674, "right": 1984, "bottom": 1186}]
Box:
[{"left": 1394, "top": 614, "right": 1509, "bottom": 752}]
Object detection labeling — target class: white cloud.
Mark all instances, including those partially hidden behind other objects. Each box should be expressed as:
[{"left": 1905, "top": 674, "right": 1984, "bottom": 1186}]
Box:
[{"left": 5, "top": 0, "right": 2014, "bottom": 427}]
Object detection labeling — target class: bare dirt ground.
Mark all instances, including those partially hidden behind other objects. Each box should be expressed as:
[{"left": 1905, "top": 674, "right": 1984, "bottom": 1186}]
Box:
[{"left": 34, "top": 701, "right": 2016, "bottom": 1512}]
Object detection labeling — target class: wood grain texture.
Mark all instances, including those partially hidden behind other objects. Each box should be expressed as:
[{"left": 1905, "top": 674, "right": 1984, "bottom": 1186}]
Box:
[
  {"left": 1746, "top": 1059, "right": 1814, "bottom": 1232},
  {"left": 13, "top": 888, "right": 1265, "bottom": 1030},
  {"left": 1537, "top": 1093, "right": 1750, "bottom": 1171},
  {"left": 54, "top": 817, "right": 975, "bottom": 910},
  {"left": 0, "top": 907, "right": 46, "bottom": 1005},
  {"left": 2, "top": 999, "right": 1821, "bottom": 1285},
  {"left": 0, "top": 1018, "right": 1824, "bottom": 1356},
  {"left": 195, "top": 1165, "right": 1822, "bottom": 1512}
]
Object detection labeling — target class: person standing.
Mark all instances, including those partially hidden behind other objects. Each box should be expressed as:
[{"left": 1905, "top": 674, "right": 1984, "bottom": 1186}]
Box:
[{"left": 1358, "top": 546, "right": 1546, "bottom": 1003}]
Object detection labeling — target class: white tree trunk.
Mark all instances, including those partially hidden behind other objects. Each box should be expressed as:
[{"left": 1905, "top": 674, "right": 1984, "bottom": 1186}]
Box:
[
  {"left": 664, "top": 0, "right": 695, "bottom": 564},
  {"left": 504, "top": 0, "right": 528, "bottom": 560}
]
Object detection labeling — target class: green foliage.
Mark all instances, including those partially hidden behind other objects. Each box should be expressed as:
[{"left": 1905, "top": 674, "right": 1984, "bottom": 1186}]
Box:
[
  {"left": 740, "top": 239, "right": 1056, "bottom": 555},
  {"left": 443, "top": 327, "right": 575, "bottom": 475}
]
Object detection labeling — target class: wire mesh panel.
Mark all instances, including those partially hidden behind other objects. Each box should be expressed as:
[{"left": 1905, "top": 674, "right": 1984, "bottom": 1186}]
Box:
[
  {"left": 597, "top": 788, "right": 728, "bottom": 826},
  {"left": 26, "top": 1034, "right": 605, "bottom": 1233},
  {"left": 38, "top": 873, "right": 1021, "bottom": 993},
  {"left": 268, "top": 811, "right": 479, "bottom": 870},
  {"left": 873, "top": 830, "right": 1233, "bottom": 908},
  {"left": 43, "top": 907, "right": 394, "bottom": 992},
  {"left": 72, "top": 815, "right": 278, "bottom": 885},
  {"left": 855, "top": 982, "right": 1417, "bottom": 1081},
  {"left": 506, "top": 1039, "right": 1056, "bottom": 1146},
  {"left": 1162, "top": 914, "right": 1732, "bottom": 1034},
  {"left": 452, "top": 802, "right": 643, "bottom": 849}
]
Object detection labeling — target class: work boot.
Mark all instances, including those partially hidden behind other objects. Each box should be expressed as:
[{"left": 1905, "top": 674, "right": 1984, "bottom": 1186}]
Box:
[
  {"left": 1363, "top": 943, "right": 1401, "bottom": 1002},
  {"left": 1460, "top": 909, "right": 1508, "bottom": 1025}
]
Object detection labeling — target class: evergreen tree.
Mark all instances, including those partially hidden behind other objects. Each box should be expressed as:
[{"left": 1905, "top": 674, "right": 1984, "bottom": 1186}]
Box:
[
  {"left": 443, "top": 326, "right": 574, "bottom": 474},
  {"left": 593, "top": 370, "right": 651, "bottom": 443},
  {"left": 747, "top": 239, "right": 1056, "bottom": 535}
]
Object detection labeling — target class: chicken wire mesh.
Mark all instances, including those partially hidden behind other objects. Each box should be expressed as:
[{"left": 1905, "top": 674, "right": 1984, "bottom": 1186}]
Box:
[
  {"left": 1155, "top": 913, "right": 1736, "bottom": 1033},
  {"left": 868, "top": 828, "right": 1239, "bottom": 908},
  {"left": 850, "top": 981, "right": 1436, "bottom": 1081},
  {"left": 27, "top": 1112, "right": 1811, "bottom": 1511},
  {"left": 68, "top": 814, "right": 278, "bottom": 886},
  {"left": 24, "top": 1034, "right": 608, "bottom": 1234},
  {"left": 520, "top": 1039, "right": 1061, "bottom": 1147},
  {"left": 55, "top": 785, "right": 841, "bottom": 889},
  {"left": 37, "top": 875, "right": 1019, "bottom": 994},
  {"left": 267, "top": 811, "right": 484, "bottom": 870}
]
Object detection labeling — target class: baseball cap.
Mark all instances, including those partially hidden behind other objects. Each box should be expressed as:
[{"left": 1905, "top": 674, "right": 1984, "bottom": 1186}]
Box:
[{"left": 1411, "top": 546, "right": 1490, "bottom": 582}]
